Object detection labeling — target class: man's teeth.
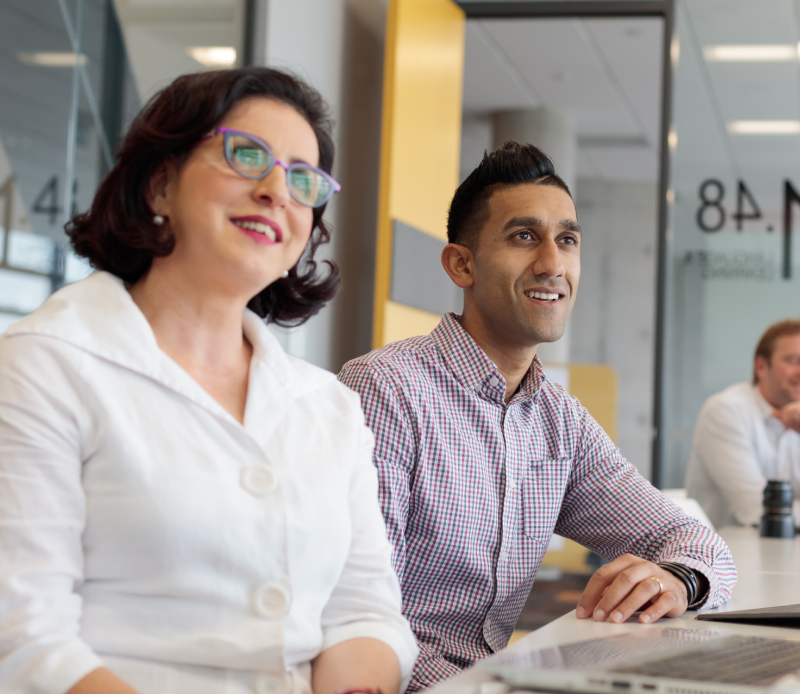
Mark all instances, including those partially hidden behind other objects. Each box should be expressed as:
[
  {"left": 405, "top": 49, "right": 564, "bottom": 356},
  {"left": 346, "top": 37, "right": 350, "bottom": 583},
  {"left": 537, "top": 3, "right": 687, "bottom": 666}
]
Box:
[
  {"left": 234, "top": 220, "right": 277, "bottom": 241},
  {"left": 525, "top": 291, "right": 560, "bottom": 301}
]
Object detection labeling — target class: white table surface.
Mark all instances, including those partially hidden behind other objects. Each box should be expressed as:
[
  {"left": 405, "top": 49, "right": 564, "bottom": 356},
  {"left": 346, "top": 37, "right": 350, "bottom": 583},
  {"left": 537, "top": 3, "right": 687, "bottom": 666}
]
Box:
[{"left": 428, "top": 526, "right": 800, "bottom": 694}]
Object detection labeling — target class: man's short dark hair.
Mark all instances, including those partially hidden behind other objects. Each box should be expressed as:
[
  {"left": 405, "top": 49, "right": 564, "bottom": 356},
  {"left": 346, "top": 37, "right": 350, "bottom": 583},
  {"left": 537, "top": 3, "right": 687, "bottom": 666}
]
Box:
[
  {"left": 753, "top": 318, "right": 800, "bottom": 383},
  {"left": 446, "top": 141, "right": 573, "bottom": 247}
]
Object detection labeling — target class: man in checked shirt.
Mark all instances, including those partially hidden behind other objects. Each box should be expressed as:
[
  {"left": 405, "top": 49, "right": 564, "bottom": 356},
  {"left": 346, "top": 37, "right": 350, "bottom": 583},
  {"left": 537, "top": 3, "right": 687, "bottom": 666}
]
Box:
[{"left": 338, "top": 142, "right": 736, "bottom": 692}]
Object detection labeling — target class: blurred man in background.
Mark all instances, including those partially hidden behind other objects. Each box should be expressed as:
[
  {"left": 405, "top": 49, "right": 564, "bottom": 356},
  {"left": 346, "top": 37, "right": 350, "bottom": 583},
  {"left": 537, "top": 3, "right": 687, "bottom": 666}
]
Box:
[{"left": 687, "top": 319, "right": 800, "bottom": 528}]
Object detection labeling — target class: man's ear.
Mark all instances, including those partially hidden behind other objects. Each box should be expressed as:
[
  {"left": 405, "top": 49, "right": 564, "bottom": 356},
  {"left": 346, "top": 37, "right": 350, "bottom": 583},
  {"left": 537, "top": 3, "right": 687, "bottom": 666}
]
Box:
[
  {"left": 441, "top": 243, "right": 475, "bottom": 289},
  {"left": 146, "top": 162, "right": 176, "bottom": 217},
  {"left": 755, "top": 354, "right": 769, "bottom": 382}
]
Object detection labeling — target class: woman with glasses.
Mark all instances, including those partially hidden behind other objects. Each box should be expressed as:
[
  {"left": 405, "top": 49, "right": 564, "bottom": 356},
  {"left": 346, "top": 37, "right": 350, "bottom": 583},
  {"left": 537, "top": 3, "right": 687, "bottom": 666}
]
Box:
[{"left": 0, "top": 68, "right": 417, "bottom": 694}]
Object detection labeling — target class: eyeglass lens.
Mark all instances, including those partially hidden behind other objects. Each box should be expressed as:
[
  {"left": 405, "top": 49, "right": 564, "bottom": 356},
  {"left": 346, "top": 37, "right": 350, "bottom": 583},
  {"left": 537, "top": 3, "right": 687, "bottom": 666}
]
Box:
[{"left": 225, "top": 134, "right": 334, "bottom": 208}]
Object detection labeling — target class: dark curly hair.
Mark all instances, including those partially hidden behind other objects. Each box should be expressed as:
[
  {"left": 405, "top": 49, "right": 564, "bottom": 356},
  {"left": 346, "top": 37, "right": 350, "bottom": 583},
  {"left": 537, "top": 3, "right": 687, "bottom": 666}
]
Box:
[
  {"left": 447, "top": 141, "right": 572, "bottom": 248},
  {"left": 67, "top": 67, "right": 340, "bottom": 325}
]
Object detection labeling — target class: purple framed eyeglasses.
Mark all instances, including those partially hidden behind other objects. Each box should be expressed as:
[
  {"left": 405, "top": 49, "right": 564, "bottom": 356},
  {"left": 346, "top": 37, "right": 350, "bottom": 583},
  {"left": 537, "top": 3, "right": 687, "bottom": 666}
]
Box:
[{"left": 206, "top": 127, "right": 341, "bottom": 208}]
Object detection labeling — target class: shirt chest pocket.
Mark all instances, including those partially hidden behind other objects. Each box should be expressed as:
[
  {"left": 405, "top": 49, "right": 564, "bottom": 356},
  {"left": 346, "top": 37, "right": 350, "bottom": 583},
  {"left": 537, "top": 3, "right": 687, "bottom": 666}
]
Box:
[{"left": 521, "top": 459, "right": 571, "bottom": 545}]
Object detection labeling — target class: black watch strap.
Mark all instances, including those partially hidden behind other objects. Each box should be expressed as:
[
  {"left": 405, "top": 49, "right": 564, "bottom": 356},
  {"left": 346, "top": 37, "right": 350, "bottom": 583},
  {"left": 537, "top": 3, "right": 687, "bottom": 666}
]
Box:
[{"left": 657, "top": 562, "right": 707, "bottom": 608}]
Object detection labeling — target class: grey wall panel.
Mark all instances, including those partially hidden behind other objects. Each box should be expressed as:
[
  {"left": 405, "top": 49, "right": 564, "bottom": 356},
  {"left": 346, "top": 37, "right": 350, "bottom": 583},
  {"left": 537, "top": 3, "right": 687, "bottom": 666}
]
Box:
[{"left": 391, "top": 219, "right": 462, "bottom": 316}]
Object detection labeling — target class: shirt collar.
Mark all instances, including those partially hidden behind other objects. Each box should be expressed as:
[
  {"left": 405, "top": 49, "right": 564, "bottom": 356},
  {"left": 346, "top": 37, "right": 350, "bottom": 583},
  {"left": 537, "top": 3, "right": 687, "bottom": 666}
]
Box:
[
  {"left": 430, "top": 312, "right": 545, "bottom": 404},
  {"left": 5, "top": 271, "right": 318, "bottom": 423},
  {"left": 751, "top": 382, "right": 777, "bottom": 422}
]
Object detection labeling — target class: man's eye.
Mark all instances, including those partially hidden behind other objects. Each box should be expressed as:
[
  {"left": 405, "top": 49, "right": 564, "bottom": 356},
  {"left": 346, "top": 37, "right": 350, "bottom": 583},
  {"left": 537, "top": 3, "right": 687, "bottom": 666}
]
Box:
[
  {"left": 517, "top": 231, "right": 531, "bottom": 240},
  {"left": 560, "top": 235, "right": 577, "bottom": 245}
]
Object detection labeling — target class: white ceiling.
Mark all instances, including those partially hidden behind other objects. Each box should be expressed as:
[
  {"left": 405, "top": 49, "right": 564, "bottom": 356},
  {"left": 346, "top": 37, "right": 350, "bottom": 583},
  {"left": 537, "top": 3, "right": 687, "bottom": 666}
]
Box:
[
  {"left": 462, "top": 16, "right": 664, "bottom": 182},
  {"left": 671, "top": 0, "right": 800, "bottom": 192},
  {"left": 113, "top": 0, "right": 243, "bottom": 100}
]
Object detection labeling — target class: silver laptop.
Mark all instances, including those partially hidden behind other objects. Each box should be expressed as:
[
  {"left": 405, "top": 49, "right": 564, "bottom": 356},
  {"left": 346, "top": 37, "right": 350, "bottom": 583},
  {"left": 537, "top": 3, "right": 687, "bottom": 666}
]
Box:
[{"left": 481, "top": 628, "right": 800, "bottom": 694}]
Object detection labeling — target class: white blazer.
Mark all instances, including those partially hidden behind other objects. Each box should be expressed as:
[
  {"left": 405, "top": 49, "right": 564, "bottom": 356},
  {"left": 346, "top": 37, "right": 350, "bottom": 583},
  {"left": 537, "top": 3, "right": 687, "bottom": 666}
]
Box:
[{"left": 0, "top": 272, "right": 417, "bottom": 694}]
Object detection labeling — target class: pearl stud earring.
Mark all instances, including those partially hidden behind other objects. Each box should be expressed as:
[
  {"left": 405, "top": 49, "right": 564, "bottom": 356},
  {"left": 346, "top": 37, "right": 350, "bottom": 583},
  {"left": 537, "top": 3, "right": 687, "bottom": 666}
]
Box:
[
  {"left": 153, "top": 214, "right": 164, "bottom": 226},
  {"left": 282, "top": 270, "right": 289, "bottom": 278}
]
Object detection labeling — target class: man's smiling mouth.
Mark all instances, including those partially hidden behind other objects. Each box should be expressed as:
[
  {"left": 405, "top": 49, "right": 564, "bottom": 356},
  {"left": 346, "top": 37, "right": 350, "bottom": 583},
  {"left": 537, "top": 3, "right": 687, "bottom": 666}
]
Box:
[{"left": 524, "top": 290, "right": 561, "bottom": 302}]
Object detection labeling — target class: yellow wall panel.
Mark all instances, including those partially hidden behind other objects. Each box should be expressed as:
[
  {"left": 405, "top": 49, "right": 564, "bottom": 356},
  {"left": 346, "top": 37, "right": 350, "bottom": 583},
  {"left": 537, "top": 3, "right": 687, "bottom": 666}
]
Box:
[
  {"left": 388, "top": 0, "right": 464, "bottom": 239},
  {"left": 373, "top": 0, "right": 465, "bottom": 349},
  {"left": 540, "top": 364, "right": 618, "bottom": 574},
  {"left": 383, "top": 300, "right": 442, "bottom": 346},
  {"left": 539, "top": 537, "right": 591, "bottom": 573},
  {"left": 568, "top": 364, "right": 618, "bottom": 444}
]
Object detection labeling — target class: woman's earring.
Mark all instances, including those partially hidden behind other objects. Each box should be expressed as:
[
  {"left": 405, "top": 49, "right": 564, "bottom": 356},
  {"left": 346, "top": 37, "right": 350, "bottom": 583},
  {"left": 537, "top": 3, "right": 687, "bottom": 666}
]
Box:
[
  {"left": 282, "top": 270, "right": 289, "bottom": 278},
  {"left": 153, "top": 214, "right": 165, "bottom": 226}
]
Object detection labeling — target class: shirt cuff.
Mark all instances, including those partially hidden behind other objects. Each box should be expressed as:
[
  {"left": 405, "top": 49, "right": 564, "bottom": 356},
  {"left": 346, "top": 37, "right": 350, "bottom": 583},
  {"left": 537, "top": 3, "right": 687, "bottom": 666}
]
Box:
[
  {"left": 662, "top": 555, "right": 728, "bottom": 610},
  {"left": 5, "top": 640, "right": 103, "bottom": 694}
]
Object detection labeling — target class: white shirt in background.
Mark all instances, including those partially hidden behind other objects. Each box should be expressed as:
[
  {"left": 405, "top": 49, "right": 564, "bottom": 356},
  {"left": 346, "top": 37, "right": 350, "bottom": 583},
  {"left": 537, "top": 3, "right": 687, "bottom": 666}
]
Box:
[
  {"left": 0, "top": 272, "right": 418, "bottom": 694},
  {"left": 686, "top": 382, "right": 800, "bottom": 529}
]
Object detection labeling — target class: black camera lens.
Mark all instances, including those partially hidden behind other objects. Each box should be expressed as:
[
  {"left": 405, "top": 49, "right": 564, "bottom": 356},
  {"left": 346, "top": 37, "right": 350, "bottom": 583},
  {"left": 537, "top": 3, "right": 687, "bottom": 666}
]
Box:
[{"left": 759, "top": 480, "right": 795, "bottom": 539}]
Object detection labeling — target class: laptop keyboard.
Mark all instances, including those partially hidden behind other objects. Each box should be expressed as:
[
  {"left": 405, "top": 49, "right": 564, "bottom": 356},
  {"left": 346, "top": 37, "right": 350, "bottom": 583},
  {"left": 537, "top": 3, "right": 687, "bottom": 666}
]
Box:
[{"left": 613, "top": 636, "right": 800, "bottom": 686}]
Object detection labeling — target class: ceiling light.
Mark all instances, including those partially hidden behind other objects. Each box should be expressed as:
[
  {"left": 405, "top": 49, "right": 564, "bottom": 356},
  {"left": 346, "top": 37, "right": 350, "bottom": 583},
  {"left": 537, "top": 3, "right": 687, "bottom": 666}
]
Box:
[
  {"left": 188, "top": 47, "right": 236, "bottom": 67},
  {"left": 728, "top": 120, "right": 800, "bottom": 134},
  {"left": 704, "top": 45, "right": 797, "bottom": 62},
  {"left": 18, "top": 52, "right": 87, "bottom": 67},
  {"left": 668, "top": 128, "right": 677, "bottom": 150}
]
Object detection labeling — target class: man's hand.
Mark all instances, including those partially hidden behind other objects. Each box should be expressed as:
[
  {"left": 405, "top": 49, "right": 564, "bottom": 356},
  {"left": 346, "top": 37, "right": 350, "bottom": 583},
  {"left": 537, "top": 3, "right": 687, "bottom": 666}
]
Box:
[
  {"left": 575, "top": 554, "right": 688, "bottom": 625},
  {"left": 772, "top": 402, "right": 800, "bottom": 433}
]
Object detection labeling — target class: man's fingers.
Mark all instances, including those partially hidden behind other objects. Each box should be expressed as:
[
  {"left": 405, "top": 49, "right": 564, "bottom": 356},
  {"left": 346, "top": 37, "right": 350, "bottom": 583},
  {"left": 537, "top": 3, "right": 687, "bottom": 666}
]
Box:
[
  {"left": 575, "top": 555, "right": 638, "bottom": 619},
  {"left": 639, "top": 589, "right": 685, "bottom": 624},
  {"left": 604, "top": 576, "right": 665, "bottom": 624},
  {"left": 587, "top": 566, "right": 688, "bottom": 623},
  {"left": 590, "top": 566, "right": 660, "bottom": 622},
  {"left": 774, "top": 404, "right": 800, "bottom": 433}
]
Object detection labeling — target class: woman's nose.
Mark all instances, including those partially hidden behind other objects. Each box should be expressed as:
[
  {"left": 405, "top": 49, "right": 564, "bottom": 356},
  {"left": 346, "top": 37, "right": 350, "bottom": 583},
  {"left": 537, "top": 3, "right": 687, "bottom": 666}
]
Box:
[{"left": 253, "top": 165, "right": 291, "bottom": 206}]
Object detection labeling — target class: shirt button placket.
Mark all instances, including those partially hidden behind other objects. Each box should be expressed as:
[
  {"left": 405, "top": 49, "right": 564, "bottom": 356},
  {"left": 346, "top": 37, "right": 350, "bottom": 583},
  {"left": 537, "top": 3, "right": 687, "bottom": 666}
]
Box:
[
  {"left": 253, "top": 582, "right": 291, "bottom": 620},
  {"left": 241, "top": 464, "right": 278, "bottom": 496}
]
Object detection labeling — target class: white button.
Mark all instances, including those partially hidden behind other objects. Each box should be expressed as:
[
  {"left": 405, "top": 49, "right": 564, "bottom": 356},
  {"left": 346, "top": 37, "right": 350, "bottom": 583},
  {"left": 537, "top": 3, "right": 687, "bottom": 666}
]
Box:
[
  {"left": 489, "top": 377, "right": 500, "bottom": 387},
  {"left": 508, "top": 476, "right": 516, "bottom": 488},
  {"left": 255, "top": 672, "right": 292, "bottom": 694},
  {"left": 241, "top": 465, "right": 277, "bottom": 496},
  {"left": 499, "top": 550, "right": 509, "bottom": 563},
  {"left": 253, "top": 582, "right": 290, "bottom": 619}
]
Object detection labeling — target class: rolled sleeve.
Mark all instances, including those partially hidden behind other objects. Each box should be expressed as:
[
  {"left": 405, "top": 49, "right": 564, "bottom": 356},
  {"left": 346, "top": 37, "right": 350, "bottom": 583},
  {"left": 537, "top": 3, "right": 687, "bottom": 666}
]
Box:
[{"left": 319, "top": 416, "right": 418, "bottom": 681}]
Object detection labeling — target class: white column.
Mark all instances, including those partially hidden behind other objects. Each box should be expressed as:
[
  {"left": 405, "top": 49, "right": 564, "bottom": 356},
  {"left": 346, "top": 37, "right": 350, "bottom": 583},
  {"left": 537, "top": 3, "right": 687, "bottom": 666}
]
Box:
[
  {"left": 261, "top": 0, "right": 347, "bottom": 366},
  {"left": 493, "top": 108, "right": 576, "bottom": 364}
]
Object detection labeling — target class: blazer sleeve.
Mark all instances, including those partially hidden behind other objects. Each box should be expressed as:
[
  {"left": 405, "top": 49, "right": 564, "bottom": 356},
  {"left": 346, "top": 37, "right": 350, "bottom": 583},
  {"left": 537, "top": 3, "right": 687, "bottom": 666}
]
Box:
[
  {"left": 0, "top": 335, "right": 103, "bottom": 694},
  {"left": 318, "top": 398, "right": 419, "bottom": 686}
]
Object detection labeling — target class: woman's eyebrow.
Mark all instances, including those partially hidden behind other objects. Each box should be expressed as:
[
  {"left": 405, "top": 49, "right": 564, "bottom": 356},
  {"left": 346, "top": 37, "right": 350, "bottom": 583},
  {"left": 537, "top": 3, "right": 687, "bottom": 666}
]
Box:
[{"left": 244, "top": 131, "right": 313, "bottom": 166}]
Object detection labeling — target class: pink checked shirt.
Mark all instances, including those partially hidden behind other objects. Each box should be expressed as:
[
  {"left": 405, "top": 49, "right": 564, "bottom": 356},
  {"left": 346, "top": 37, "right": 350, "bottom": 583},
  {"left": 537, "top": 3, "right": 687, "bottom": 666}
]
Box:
[{"left": 338, "top": 313, "right": 736, "bottom": 692}]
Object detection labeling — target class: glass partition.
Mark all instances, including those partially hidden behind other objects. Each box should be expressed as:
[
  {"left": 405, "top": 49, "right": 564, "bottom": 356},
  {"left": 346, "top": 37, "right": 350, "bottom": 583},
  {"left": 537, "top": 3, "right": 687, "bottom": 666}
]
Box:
[
  {"left": 661, "top": 0, "right": 800, "bottom": 485},
  {"left": 0, "top": 0, "right": 247, "bottom": 331},
  {"left": 0, "top": 0, "right": 139, "bottom": 331}
]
